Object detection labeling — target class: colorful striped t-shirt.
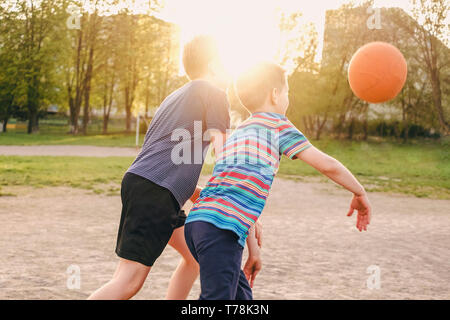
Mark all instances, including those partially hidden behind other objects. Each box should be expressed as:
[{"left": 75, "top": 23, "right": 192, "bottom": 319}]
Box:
[{"left": 185, "top": 112, "right": 312, "bottom": 247}]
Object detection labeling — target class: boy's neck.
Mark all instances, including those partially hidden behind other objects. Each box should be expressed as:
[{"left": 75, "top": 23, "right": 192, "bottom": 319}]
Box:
[
  {"left": 194, "top": 74, "right": 226, "bottom": 90},
  {"left": 251, "top": 105, "right": 285, "bottom": 116},
  {"left": 195, "top": 74, "right": 214, "bottom": 82}
]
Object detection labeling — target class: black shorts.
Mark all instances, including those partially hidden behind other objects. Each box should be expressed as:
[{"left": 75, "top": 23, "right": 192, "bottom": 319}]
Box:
[{"left": 115, "top": 172, "right": 186, "bottom": 267}]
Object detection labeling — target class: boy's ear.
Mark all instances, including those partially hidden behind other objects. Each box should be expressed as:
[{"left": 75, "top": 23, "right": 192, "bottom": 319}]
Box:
[{"left": 270, "top": 87, "right": 278, "bottom": 105}]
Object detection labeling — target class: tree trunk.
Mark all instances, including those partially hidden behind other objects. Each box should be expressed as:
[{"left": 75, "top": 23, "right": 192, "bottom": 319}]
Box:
[
  {"left": 102, "top": 87, "right": 110, "bottom": 134},
  {"left": 403, "top": 120, "right": 409, "bottom": 143},
  {"left": 102, "top": 115, "right": 109, "bottom": 134},
  {"left": 125, "top": 106, "right": 132, "bottom": 132},
  {"left": 335, "top": 112, "right": 346, "bottom": 140},
  {"left": 362, "top": 103, "right": 369, "bottom": 141},
  {"left": 82, "top": 73, "right": 91, "bottom": 135},
  {"left": 68, "top": 96, "right": 79, "bottom": 134},
  {"left": 315, "top": 120, "right": 322, "bottom": 140},
  {"left": 81, "top": 22, "right": 95, "bottom": 135},
  {"left": 380, "top": 122, "right": 385, "bottom": 137},
  {"left": 363, "top": 118, "right": 368, "bottom": 141},
  {"left": 144, "top": 85, "right": 150, "bottom": 118},
  {"left": 27, "top": 78, "right": 39, "bottom": 134},
  {"left": 2, "top": 117, "right": 8, "bottom": 132},
  {"left": 68, "top": 29, "right": 84, "bottom": 134},
  {"left": 393, "top": 123, "right": 400, "bottom": 139},
  {"left": 430, "top": 71, "right": 449, "bottom": 136},
  {"left": 302, "top": 116, "right": 312, "bottom": 137},
  {"left": 68, "top": 93, "right": 81, "bottom": 134},
  {"left": 27, "top": 108, "right": 39, "bottom": 134},
  {"left": 101, "top": 64, "right": 115, "bottom": 134},
  {"left": 70, "top": 113, "right": 79, "bottom": 134},
  {"left": 348, "top": 118, "right": 354, "bottom": 140},
  {"left": 124, "top": 86, "right": 133, "bottom": 133},
  {"left": 315, "top": 113, "right": 328, "bottom": 140},
  {"left": 82, "top": 92, "right": 90, "bottom": 135},
  {"left": 102, "top": 87, "right": 109, "bottom": 134}
]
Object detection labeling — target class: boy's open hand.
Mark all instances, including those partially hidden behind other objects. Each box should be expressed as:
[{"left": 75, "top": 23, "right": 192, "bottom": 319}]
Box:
[
  {"left": 243, "top": 254, "right": 262, "bottom": 288},
  {"left": 347, "top": 193, "right": 372, "bottom": 231}
]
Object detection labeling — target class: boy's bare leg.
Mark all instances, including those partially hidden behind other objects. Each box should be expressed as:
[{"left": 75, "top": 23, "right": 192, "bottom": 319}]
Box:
[
  {"left": 165, "top": 226, "right": 200, "bottom": 300},
  {"left": 87, "top": 258, "right": 151, "bottom": 300}
]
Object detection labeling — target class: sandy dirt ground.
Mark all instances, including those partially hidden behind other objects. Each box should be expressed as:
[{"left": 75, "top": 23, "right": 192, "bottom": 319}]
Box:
[
  {"left": 0, "top": 145, "right": 139, "bottom": 157},
  {"left": 1, "top": 175, "right": 449, "bottom": 300}
]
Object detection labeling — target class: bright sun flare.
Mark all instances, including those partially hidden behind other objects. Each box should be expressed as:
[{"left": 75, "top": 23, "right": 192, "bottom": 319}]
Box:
[
  {"left": 95, "top": 0, "right": 414, "bottom": 77},
  {"left": 157, "top": 0, "right": 413, "bottom": 77},
  {"left": 157, "top": 0, "right": 282, "bottom": 77}
]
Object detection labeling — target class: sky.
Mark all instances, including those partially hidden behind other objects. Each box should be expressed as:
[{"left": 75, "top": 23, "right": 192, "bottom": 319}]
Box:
[{"left": 155, "top": 0, "right": 414, "bottom": 75}]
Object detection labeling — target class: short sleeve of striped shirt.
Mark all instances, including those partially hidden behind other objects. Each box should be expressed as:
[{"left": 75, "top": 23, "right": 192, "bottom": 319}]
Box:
[{"left": 278, "top": 119, "right": 312, "bottom": 159}]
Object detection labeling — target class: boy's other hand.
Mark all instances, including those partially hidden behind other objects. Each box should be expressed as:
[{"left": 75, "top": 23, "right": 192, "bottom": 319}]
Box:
[
  {"left": 254, "top": 220, "right": 263, "bottom": 248},
  {"left": 347, "top": 193, "right": 372, "bottom": 231},
  {"left": 243, "top": 254, "right": 262, "bottom": 288},
  {"left": 189, "top": 186, "right": 203, "bottom": 203}
]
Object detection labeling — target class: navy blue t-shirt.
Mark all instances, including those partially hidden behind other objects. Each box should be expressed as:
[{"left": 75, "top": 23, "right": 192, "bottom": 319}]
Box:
[{"left": 127, "top": 80, "right": 230, "bottom": 208}]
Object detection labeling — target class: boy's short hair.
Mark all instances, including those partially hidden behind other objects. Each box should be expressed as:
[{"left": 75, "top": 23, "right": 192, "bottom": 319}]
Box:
[
  {"left": 235, "top": 62, "right": 286, "bottom": 112},
  {"left": 182, "top": 35, "right": 220, "bottom": 80}
]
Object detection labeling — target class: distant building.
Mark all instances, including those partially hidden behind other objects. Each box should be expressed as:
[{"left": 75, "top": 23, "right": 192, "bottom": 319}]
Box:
[{"left": 47, "top": 105, "right": 59, "bottom": 114}]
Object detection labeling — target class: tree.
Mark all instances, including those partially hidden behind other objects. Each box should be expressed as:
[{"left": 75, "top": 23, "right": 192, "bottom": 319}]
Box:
[
  {"left": 277, "top": 12, "right": 332, "bottom": 139},
  {"left": 114, "top": 11, "right": 181, "bottom": 132},
  {"left": 386, "top": 2, "right": 449, "bottom": 137},
  {"left": 116, "top": 11, "right": 140, "bottom": 132},
  {"left": 94, "top": 14, "right": 120, "bottom": 134},
  {"left": 136, "top": 15, "right": 183, "bottom": 119},
  {"left": 64, "top": 0, "right": 103, "bottom": 134},
  {"left": 81, "top": 5, "right": 100, "bottom": 135},
  {"left": 0, "top": 4, "right": 22, "bottom": 132},
  {"left": 0, "top": 0, "right": 66, "bottom": 133},
  {"left": 409, "top": 0, "right": 449, "bottom": 135}
]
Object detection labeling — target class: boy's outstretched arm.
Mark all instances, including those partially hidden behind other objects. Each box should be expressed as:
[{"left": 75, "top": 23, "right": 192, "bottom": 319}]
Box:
[{"left": 295, "top": 146, "right": 372, "bottom": 231}]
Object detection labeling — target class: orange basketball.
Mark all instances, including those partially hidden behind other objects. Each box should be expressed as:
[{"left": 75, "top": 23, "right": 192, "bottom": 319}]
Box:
[{"left": 348, "top": 42, "right": 407, "bottom": 103}]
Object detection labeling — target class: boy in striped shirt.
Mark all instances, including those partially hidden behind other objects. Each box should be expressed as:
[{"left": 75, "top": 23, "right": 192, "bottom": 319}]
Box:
[{"left": 184, "top": 62, "right": 372, "bottom": 300}]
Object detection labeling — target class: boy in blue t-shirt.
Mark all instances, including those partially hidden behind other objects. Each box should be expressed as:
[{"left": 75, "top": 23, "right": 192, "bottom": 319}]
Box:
[{"left": 184, "top": 62, "right": 372, "bottom": 300}]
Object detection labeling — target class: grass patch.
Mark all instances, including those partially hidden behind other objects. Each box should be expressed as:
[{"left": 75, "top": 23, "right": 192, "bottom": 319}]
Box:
[
  {"left": 0, "top": 156, "right": 134, "bottom": 194},
  {"left": 0, "top": 186, "right": 16, "bottom": 197},
  {"left": 0, "top": 131, "right": 145, "bottom": 147}
]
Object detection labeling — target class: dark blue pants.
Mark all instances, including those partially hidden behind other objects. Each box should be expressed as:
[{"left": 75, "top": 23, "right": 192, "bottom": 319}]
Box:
[{"left": 184, "top": 221, "right": 253, "bottom": 300}]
